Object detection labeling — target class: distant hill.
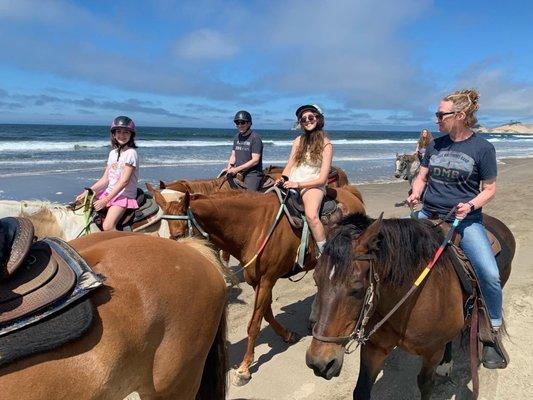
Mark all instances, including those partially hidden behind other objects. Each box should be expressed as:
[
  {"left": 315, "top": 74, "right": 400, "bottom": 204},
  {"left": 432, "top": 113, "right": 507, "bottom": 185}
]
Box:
[{"left": 478, "top": 122, "right": 533, "bottom": 134}]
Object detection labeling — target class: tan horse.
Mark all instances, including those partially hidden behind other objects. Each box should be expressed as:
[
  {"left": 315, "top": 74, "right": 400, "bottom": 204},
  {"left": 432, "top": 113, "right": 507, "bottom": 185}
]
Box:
[
  {"left": 0, "top": 199, "right": 168, "bottom": 239},
  {"left": 146, "top": 185, "right": 365, "bottom": 385},
  {"left": 0, "top": 232, "right": 227, "bottom": 400}
]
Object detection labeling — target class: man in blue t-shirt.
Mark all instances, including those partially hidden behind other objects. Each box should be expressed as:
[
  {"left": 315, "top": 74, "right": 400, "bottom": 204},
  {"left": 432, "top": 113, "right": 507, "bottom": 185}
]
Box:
[{"left": 225, "top": 110, "right": 264, "bottom": 191}]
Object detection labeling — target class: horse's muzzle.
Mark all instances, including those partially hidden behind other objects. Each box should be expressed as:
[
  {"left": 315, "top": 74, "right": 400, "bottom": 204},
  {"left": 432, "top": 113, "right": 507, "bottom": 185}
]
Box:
[
  {"left": 305, "top": 346, "right": 344, "bottom": 380},
  {"left": 394, "top": 173, "right": 401, "bottom": 178}
]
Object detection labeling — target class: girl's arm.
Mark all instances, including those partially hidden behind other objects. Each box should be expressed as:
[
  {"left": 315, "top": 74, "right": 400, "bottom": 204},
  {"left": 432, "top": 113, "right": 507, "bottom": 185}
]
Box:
[
  {"left": 281, "top": 137, "right": 300, "bottom": 178},
  {"left": 76, "top": 166, "right": 110, "bottom": 201},
  {"left": 297, "top": 141, "right": 333, "bottom": 189},
  {"left": 98, "top": 165, "right": 135, "bottom": 204}
]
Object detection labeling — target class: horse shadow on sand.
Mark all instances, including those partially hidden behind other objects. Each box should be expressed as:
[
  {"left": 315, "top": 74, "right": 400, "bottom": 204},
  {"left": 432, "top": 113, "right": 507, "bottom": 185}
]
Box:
[{"left": 227, "top": 293, "right": 315, "bottom": 374}]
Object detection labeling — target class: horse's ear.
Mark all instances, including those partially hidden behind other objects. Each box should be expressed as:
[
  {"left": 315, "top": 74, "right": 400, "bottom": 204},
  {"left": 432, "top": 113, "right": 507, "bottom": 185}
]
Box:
[
  {"left": 396, "top": 152, "right": 398, "bottom": 157},
  {"left": 146, "top": 182, "right": 156, "bottom": 194},
  {"left": 358, "top": 212, "right": 383, "bottom": 252},
  {"left": 159, "top": 180, "right": 166, "bottom": 189},
  {"left": 183, "top": 191, "right": 191, "bottom": 207}
]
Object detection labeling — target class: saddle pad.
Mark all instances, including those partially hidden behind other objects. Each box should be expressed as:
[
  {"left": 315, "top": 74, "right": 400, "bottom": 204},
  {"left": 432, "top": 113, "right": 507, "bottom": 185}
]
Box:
[
  {"left": 0, "top": 299, "right": 94, "bottom": 367},
  {"left": 0, "top": 243, "right": 76, "bottom": 324},
  {"left": 0, "top": 242, "right": 58, "bottom": 303}
]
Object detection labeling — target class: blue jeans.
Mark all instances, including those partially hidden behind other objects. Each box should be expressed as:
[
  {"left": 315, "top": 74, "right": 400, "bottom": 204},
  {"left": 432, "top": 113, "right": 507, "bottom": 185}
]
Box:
[{"left": 416, "top": 210, "right": 503, "bottom": 327}]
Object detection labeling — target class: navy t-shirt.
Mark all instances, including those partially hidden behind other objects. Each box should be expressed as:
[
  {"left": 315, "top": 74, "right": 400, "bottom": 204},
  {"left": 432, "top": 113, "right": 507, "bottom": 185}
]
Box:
[
  {"left": 421, "top": 133, "right": 497, "bottom": 218},
  {"left": 232, "top": 129, "right": 263, "bottom": 174}
]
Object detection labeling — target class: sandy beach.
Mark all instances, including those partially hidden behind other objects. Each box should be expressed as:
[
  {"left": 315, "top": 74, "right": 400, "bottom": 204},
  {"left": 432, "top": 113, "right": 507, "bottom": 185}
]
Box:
[{"left": 225, "top": 156, "right": 533, "bottom": 400}]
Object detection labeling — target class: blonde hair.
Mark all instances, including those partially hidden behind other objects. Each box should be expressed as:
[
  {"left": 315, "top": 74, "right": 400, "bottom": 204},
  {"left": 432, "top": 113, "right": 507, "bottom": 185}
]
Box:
[{"left": 443, "top": 89, "right": 480, "bottom": 128}]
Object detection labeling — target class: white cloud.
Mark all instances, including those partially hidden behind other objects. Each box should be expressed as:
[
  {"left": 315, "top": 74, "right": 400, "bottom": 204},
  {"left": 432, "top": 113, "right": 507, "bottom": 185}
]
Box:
[{"left": 174, "top": 29, "right": 238, "bottom": 60}]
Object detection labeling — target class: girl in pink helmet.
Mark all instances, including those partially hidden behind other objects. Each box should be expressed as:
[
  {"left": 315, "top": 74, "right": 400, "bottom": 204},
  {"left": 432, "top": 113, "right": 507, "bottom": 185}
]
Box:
[{"left": 76, "top": 116, "right": 139, "bottom": 230}]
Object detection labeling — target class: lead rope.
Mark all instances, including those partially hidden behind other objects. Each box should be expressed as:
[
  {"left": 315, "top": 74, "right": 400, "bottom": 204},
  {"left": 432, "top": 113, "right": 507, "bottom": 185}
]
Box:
[{"left": 74, "top": 190, "right": 96, "bottom": 238}]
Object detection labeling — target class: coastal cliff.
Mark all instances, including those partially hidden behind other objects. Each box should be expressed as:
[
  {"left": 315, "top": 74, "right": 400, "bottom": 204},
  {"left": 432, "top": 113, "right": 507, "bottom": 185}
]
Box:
[{"left": 478, "top": 122, "right": 533, "bottom": 134}]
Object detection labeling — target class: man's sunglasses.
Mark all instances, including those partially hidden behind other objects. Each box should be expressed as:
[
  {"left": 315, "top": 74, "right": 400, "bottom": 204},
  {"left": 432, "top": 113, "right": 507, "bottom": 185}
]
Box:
[
  {"left": 235, "top": 120, "right": 248, "bottom": 126},
  {"left": 299, "top": 115, "right": 318, "bottom": 124},
  {"left": 435, "top": 111, "right": 456, "bottom": 121}
]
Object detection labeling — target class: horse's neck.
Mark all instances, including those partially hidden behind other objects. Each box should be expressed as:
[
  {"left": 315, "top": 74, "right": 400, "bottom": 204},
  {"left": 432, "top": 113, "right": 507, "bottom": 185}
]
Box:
[
  {"left": 191, "top": 196, "right": 278, "bottom": 259},
  {"left": 0, "top": 201, "right": 88, "bottom": 239},
  {"left": 188, "top": 178, "right": 224, "bottom": 194}
]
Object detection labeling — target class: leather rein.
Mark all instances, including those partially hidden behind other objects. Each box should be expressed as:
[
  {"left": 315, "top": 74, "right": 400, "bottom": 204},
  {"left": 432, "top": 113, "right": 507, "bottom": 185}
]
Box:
[
  {"left": 161, "top": 208, "right": 209, "bottom": 239},
  {"left": 312, "top": 253, "right": 380, "bottom": 352}
]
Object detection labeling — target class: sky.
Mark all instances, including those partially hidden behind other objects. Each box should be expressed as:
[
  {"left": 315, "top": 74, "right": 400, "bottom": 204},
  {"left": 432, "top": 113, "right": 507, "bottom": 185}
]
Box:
[{"left": 0, "top": 0, "right": 532, "bottom": 130}]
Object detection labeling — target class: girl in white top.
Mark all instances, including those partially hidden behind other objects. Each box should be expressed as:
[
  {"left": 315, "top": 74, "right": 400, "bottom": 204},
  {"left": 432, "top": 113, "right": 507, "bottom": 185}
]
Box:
[
  {"left": 278, "top": 104, "right": 333, "bottom": 255},
  {"left": 76, "top": 116, "right": 139, "bottom": 231}
]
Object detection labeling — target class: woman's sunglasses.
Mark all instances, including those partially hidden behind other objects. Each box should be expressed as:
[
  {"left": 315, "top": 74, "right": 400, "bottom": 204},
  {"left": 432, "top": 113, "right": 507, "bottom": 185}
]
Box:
[
  {"left": 299, "top": 115, "right": 318, "bottom": 124},
  {"left": 234, "top": 120, "right": 248, "bottom": 126},
  {"left": 435, "top": 111, "right": 456, "bottom": 121}
]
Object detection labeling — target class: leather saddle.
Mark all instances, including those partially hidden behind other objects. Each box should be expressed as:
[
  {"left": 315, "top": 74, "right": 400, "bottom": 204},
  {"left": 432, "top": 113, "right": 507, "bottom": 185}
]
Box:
[
  {"left": 224, "top": 173, "right": 277, "bottom": 192},
  {"left": 0, "top": 217, "right": 104, "bottom": 336},
  {"left": 274, "top": 187, "right": 342, "bottom": 229}
]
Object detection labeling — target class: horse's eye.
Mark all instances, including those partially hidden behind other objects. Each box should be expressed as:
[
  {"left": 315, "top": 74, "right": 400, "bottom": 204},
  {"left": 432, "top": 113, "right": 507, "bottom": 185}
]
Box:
[{"left": 348, "top": 282, "right": 365, "bottom": 299}]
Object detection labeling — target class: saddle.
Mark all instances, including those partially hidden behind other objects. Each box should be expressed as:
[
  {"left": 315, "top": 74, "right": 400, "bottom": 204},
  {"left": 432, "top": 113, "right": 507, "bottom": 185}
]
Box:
[
  {"left": 422, "top": 217, "right": 507, "bottom": 361},
  {"left": 278, "top": 187, "right": 342, "bottom": 229},
  {"left": 224, "top": 173, "right": 277, "bottom": 192},
  {"left": 0, "top": 217, "right": 104, "bottom": 335},
  {"left": 95, "top": 188, "right": 161, "bottom": 231}
]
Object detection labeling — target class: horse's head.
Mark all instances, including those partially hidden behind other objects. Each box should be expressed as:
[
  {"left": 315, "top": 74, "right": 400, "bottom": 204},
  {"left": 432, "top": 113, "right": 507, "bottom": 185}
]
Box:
[
  {"left": 146, "top": 183, "right": 190, "bottom": 239},
  {"left": 394, "top": 154, "right": 409, "bottom": 179},
  {"left": 306, "top": 213, "right": 382, "bottom": 380}
]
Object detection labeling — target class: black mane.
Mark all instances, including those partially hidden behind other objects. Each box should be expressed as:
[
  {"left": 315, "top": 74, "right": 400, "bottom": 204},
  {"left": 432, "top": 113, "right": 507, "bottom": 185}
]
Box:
[{"left": 320, "top": 213, "right": 450, "bottom": 287}]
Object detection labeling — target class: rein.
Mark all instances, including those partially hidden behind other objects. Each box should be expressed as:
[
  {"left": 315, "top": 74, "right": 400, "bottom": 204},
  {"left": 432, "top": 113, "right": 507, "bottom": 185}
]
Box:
[
  {"left": 313, "top": 215, "right": 460, "bottom": 352},
  {"left": 161, "top": 208, "right": 210, "bottom": 239}
]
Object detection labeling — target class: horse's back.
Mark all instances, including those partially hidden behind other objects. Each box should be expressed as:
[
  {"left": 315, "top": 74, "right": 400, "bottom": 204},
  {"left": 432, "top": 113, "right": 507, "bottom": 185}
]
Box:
[{"left": 0, "top": 232, "right": 227, "bottom": 399}]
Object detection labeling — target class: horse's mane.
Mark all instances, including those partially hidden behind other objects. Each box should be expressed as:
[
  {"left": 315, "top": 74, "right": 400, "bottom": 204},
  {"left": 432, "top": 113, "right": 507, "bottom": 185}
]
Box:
[{"left": 322, "top": 213, "right": 450, "bottom": 288}]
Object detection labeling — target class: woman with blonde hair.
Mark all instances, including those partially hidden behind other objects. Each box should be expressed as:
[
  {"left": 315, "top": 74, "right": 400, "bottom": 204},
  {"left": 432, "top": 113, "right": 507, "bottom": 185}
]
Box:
[
  {"left": 278, "top": 104, "right": 333, "bottom": 256},
  {"left": 407, "top": 89, "right": 508, "bottom": 369}
]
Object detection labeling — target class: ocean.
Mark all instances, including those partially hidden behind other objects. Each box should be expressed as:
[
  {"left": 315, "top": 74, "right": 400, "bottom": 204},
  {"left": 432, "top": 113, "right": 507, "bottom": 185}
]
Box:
[{"left": 1, "top": 124, "right": 533, "bottom": 202}]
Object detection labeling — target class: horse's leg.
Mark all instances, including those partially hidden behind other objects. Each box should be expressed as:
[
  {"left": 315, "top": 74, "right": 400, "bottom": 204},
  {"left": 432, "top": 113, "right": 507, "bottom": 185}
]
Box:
[
  {"left": 353, "top": 341, "right": 392, "bottom": 400},
  {"left": 436, "top": 341, "right": 454, "bottom": 377},
  {"left": 233, "top": 277, "right": 275, "bottom": 386},
  {"left": 264, "top": 305, "right": 300, "bottom": 343},
  {"left": 418, "top": 348, "right": 445, "bottom": 400}
]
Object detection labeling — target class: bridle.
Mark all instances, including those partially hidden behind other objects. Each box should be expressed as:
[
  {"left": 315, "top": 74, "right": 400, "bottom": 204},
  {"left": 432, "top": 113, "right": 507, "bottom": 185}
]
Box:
[
  {"left": 312, "top": 253, "right": 379, "bottom": 352},
  {"left": 161, "top": 208, "right": 209, "bottom": 239}
]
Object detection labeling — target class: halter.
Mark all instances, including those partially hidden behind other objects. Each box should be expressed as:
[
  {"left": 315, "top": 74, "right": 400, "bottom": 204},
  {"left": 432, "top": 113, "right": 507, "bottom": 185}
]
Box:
[
  {"left": 161, "top": 208, "right": 209, "bottom": 239},
  {"left": 312, "top": 253, "right": 379, "bottom": 352}
]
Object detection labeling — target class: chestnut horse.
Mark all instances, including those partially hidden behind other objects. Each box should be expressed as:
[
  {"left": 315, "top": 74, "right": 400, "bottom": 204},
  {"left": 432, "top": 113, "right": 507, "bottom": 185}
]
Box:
[
  {"left": 306, "top": 213, "right": 514, "bottom": 399},
  {"left": 146, "top": 185, "right": 365, "bottom": 385},
  {"left": 0, "top": 232, "right": 227, "bottom": 400},
  {"left": 160, "top": 165, "right": 350, "bottom": 193}
]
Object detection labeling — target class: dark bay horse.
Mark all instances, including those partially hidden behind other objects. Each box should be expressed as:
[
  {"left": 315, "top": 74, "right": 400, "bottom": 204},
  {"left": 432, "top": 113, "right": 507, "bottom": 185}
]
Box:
[
  {"left": 0, "top": 232, "right": 228, "bottom": 400},
  {"left": 146, "top": 185, "right": 365, "bottom": 385},
  {"left": 306, "top": 213, "right": 514, "bottom": 400}
]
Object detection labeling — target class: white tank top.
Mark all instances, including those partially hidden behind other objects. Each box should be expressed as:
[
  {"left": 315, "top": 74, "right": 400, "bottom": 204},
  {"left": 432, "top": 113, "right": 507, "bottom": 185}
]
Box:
[{"left": 289, "top": 152, "right": 321, "bottom": 183}]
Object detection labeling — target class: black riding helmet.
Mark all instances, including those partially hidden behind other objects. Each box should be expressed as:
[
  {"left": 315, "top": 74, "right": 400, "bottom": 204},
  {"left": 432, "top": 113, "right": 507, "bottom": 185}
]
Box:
[
  {"left": 295, "top": 104, "right": 323, "bottom": 120},
  {"left": 234, "top": 110, "right": 252, "bottom": 124}
]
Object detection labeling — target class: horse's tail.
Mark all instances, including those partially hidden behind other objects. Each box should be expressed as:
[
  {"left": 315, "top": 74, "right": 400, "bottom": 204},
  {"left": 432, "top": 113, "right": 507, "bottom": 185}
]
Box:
[
  {"left": 196, "top": 303, "right": 228, "bottom": 400},
  {"left": 344, "top": 184, "right": 364, "bottom": 204}
]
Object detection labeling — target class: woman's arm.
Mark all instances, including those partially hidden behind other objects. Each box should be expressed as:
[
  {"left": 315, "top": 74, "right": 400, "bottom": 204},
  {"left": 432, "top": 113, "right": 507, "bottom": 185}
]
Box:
[
  {"left": 281, "top": 137, "right": 300, "bottom": 177},
  {"left": 456, "top": 179, "right": 496, "bottom": 219}
]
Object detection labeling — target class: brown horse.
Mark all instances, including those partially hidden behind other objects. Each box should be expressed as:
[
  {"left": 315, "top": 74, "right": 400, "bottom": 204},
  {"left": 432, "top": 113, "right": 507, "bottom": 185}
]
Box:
[
  {"left": 146, "top": 185, "right": 365, "bottom": 385},
  {"left": 0, "top": 232, "right": 228, "bottom": 400},
  {"left": 306, "top": 213, "right": 514, "bottom": 400},
  {"left": 160, "top": 165, "right": 350, "bottom": 193}
]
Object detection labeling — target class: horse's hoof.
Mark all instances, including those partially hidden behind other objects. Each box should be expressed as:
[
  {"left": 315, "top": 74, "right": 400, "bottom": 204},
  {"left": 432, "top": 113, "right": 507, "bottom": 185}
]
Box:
[
  {"left": 232, "top": 369, "right": 251, "bottom": 386},
  {"left": 284, "top": 331, "right": 302, "bottom": 344},
  {"left": 435, "top": 361, "right": 454, "bottom": 377}
]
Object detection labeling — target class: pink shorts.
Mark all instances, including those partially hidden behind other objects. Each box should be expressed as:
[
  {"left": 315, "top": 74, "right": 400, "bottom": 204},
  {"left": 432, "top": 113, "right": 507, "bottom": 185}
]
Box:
[{"left": 98, "top": 191, "right": 139, "bottom": 209}]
